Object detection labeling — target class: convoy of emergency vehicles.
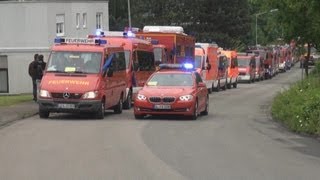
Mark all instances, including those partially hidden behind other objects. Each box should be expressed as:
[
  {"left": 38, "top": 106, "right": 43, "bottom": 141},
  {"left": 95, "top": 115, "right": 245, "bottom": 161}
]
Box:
[{"left": 37, "top": 26, "right": 299, "bottom": 119}]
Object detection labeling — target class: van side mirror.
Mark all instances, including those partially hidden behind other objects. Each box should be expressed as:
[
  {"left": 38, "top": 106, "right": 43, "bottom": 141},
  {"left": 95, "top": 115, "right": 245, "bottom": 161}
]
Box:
[{"left": 206, "top": 63, "right": 211, "bottom": 70}]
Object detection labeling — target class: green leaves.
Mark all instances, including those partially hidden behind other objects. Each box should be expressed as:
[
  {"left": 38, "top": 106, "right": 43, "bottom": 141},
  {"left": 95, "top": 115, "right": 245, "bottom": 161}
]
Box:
[{"left": 109, "top": 0, "right": 251, "bottom": 50}]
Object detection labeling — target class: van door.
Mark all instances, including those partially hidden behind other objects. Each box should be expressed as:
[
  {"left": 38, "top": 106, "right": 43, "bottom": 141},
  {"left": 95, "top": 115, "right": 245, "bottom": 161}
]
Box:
[{"left": 112, "top": 51, "right": 127, "bottom": 105}]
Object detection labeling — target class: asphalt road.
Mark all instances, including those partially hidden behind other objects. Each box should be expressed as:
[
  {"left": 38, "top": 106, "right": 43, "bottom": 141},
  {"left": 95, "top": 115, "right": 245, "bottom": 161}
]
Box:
[{"left": 0, "top": 66, "right": 320, "bottom": 180}]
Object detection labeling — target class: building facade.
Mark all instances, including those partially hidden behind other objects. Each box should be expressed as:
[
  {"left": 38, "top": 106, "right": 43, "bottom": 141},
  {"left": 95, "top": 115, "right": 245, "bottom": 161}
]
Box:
[{"left": 0, "top": 0, "right": 109, "bottom": 94}]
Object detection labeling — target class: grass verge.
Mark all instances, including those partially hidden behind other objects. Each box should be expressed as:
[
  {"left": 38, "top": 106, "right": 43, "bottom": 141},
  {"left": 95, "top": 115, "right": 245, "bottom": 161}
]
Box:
[
  {"left": 271, "top": 62, "right": 320, "bottom": 135},
  {"left": 0, "top": 94, "right": 33, "bottom": 107}
]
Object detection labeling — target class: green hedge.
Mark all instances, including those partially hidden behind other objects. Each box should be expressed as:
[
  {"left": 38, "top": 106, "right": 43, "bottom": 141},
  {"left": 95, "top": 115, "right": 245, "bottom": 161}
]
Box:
[{"left": 272, "top": 62, "right": 320, "bottom": 135}]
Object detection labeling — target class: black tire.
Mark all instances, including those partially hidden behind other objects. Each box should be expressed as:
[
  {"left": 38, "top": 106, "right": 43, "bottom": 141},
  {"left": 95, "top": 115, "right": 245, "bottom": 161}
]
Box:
[
  {"left": 227, "top": 80, "right": 232, "bottom": 89},
  {"left": 233, "top": 80, "right": 238, "bottom": 88},
  {"left": 114, "top": 95, "right": 123, "bottom": 114},
  {"left": 214, "top": 81, "right": 220, "bottom": 92},
  {"left": 222, "top": 80, "right": 227, "bottom": 90},
  {"left": 134, "top": 114, "right": 144, "bottom": 119},
  {"left": 39, "top": 109, "right": 49, "bottom": 119},
  {"left": 201, "top": 96, "right": 209, "bottom": 116},
  {"left": 190, "top": 100, "right": 198, "bottom": 120},
  {"left": 95, "top": 101, "right": 105, "bottom": 119},
  {"left": 123, "top": 90, "right": 132, "bottom": 109}
]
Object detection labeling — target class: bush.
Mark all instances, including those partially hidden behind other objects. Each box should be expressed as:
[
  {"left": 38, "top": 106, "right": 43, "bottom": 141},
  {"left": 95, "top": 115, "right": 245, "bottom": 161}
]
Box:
[{"left": 272, "top": 63, "right": 320, "bottom": 135}]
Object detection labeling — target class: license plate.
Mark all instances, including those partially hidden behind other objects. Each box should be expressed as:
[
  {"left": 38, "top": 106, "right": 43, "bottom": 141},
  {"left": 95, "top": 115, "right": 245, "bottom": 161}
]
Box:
[
  {"left": 154, "top": 104, "right": 171, "bottom": 109},
  {"left": 57, "top": 103, "right": 75, "bottom": 109},
  {"left": 238, "top": 77, "right": 242, "bottom": 80}
]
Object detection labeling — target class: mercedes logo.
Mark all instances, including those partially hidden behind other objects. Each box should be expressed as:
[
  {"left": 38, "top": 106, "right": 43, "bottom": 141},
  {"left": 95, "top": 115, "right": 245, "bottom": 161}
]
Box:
[{"left": 63, "top": 92, "right": 70, "bottom": 99}]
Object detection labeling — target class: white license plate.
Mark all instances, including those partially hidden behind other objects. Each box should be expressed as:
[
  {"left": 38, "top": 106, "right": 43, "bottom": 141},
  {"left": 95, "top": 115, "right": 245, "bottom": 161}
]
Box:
[
  {"left": 154, "top": 104, "right": 171, "bottom": 109},
  {"left": 238, "top": 77, "right": 242, "bottom": 80},
  {"left": 57, "top": 103, "right": 75, "bottom": 109}
]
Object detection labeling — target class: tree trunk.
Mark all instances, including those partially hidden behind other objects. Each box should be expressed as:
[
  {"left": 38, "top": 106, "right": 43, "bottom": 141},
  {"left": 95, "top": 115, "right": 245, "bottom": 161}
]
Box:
[{"left": 305, "top": 43, "right": 311, "bottom": 77}]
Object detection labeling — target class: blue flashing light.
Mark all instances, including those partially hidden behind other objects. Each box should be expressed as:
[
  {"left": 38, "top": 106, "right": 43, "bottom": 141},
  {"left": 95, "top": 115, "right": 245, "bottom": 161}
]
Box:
[
  {"left": 95, "top": 39, "right": 107, "bottom": 45},
  {"left": 183, "top": 63, "right": 194, "bottom": 69},
  {"left": 95, "top": 29, "right": 104, "bottom": 36},
  {"left": 54, "top": 37, "right": 65, "bottom": 44},
  {"left": 151, "top": 39, "right": 159, "bottom": 45},
  {"left": 123, "top": 31, "right": 136, "bottom": 38},
  {"left": 159, "top": 63, "right": 194, "bottom": 71}
]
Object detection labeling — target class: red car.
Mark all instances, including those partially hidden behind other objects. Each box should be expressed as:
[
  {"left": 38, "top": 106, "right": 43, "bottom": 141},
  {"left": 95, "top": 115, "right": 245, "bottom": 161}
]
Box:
[{"left": 134, "top": 64, "right": 209, "bottom": 120}]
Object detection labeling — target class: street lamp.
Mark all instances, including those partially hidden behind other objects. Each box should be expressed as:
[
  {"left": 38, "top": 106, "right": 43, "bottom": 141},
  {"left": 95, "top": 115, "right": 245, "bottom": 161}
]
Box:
[
  {"left": 127, "top": 0, "right": 132, "bottom": 28},
  {"left": 255, "top": 9, "right": 278, "bottom": 46}
]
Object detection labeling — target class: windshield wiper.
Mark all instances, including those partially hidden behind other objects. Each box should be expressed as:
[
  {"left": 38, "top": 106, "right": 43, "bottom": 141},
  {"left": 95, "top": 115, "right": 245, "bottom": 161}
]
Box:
[{"left": 46, "top": 70, "right": 65, "bottom": 73}]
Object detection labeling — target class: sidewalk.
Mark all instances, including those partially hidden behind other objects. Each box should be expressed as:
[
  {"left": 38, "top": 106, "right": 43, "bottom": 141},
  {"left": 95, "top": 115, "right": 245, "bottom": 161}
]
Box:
[{"left": 0, "top": 101, "right": 38, "bottom": 127}]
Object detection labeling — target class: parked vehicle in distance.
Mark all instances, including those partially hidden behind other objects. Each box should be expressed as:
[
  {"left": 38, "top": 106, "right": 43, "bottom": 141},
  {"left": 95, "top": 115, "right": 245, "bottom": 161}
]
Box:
[
  {"left": 237, "top": 53, "right": 256, "bottom": 83},
  {"left": 195, "top": 43, "right": 228, "bottom": 92},
  {"left": 134, "top": 63, "right": 209, "bottom": 120},
  {"left": 221, "top": 50, "right": 239, "bottom": 88},
  {"left": 38, "top": 37, "right": 127, "bottom": 119}
]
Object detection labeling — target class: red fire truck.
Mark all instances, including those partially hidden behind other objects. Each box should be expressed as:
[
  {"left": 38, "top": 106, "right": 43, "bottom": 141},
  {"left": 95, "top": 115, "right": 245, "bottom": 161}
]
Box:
[{"left": 136, "top": 26, "right": 195, "bottom": 65}]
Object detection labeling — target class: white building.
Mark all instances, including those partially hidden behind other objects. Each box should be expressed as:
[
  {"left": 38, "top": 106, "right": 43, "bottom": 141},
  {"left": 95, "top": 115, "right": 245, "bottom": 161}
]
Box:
[{"left": 0, "top": 0, "right": 109, "bottom": 94}]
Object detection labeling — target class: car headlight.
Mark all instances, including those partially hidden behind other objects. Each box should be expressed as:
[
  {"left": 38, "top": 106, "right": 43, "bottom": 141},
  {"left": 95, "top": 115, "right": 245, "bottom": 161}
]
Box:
[
  {"left": 39, "top": 90, "right": 51, "bottom": 98},
  {"left": 137, "top": 94, "right": 147, "bottom": 101},
  {"left": 179, "top": 95, "right": 193, "bottom": 101},
  {"left": 83, "top": 91, "right": 98, "bottom": 99}
]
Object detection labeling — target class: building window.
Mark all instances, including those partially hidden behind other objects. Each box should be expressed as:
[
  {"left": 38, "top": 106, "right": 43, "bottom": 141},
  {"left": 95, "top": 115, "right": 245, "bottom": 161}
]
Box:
[
  {"left": 0, "top": 56, "right": 9, "bottom": 93},
  {"left": 96, "top": 12, "right": 103, "bottom": 29},
  {"left": 76, "top": 13, "right": 80, "bottom": 29},
  {"left": 83, "top": 13, "right": 87, "bottom": 28},
  {"left": 56, "top": 14, "right": 65, "bottom": 36}
]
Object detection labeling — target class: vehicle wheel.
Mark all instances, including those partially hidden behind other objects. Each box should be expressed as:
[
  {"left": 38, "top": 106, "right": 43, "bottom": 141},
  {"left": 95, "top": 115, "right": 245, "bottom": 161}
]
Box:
[
  {"left": 222, "top": 80, "right": 227, "bottom": 90},
  {"left": 207, "top": 87, "right": 212, "bottom": 94},
  {"left": 214, "top": 81, "right": 220, "bottom": 92},
  {"left": 201, "top": 96, "right": 209, "bottom": 116},
  {"left": 114, "top": 95, "right": 123, "bottom": 114},
  {"left": 39, "top": 109, "right": 49, "bottom": 119},
  {"left": 95, "top": 101, "right": 105, "bottom": 119},
  {"left": 123, "top": 90, "right": 132, "bottom": 109},
  {"left": 190, "top": 100, "right": 198, "bottom": 120},
  {"left": 134, "top": 114, "right": 144, "bottom": 119},
  {"left": 233, "top": 80, "right": 238, "bottom": 88},
  {"left": 227, "top": 80, "right": 232, "bottom": 89}
]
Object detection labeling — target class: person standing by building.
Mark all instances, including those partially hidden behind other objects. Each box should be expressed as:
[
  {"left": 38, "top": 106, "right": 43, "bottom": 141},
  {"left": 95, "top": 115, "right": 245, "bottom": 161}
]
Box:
[
  {"left": 28, "top": 54, "right": 39, "bottom": 101},
  {"left": 35, "top": 55, "right": 47, "bottom": 96}
]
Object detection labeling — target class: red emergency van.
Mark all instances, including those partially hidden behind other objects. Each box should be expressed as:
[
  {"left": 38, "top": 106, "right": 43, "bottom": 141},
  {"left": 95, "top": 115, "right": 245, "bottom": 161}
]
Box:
[
  {"left": 237, "top": 53, "right": 256, "bottom": 83},
  {"left": 136, "top": 26, "right": 195, "bottom": 64},
  {"left": 89, "top": 30, "right": 156, "bottom": 109},
  {"left": 38, "top": 38, "right": 127, "bottom": 119},
  {"left": 221, "top": 50, "right": 239, "bottom": 88},
  {"left": 195, "top": 43, "right": 228, "bottom": 92}
]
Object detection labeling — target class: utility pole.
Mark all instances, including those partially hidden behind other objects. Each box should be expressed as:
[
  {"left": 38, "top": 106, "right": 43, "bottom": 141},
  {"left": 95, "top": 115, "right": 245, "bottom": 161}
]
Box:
[
  {"left": 128, "top": 0, "right": 131, "bottom": 28},
  {"left": 255, "top": 9, "right": 278, "bottom": 46}
]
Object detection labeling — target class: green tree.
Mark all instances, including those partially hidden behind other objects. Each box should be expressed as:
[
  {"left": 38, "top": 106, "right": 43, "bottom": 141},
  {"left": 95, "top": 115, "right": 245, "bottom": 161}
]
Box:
[
  {"left": 129, "top": 0, "right": 250, "bottom": 50},
  {"left": 265, "top": 0, "right": 320, "bottom": 76},
  {"left": 109, "top": 0, "right": 129, "bottom": 31}
]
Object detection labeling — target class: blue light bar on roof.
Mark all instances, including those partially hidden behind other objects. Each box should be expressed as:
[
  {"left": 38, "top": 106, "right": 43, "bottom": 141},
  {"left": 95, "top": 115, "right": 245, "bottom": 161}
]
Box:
[
  {"left": 95, "top": 39, "right": 107, "bottom": 45},
  {"left": 54, "top": 37, "right": 65, "bottom": 44},
  {"left": 159, "top": 63, "right": 194, "bottom": 70},
  {"left": 183, "top": 63, "right": 194, "bottom": 69}
]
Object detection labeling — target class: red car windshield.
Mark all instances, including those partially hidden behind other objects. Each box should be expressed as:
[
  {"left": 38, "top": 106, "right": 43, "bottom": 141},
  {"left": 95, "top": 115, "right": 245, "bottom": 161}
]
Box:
[{"left": 147, "top": 73, "right": 194, "bottom": 86}]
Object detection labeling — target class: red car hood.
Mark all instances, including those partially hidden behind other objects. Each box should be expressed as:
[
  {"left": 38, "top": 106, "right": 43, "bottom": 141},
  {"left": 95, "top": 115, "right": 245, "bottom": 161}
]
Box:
[
  {"left": 140, "top": 86, "right": 194, "bottom": 97},
  {"left": 40, "top": 73, "right": 100, "bottom": 93}
]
